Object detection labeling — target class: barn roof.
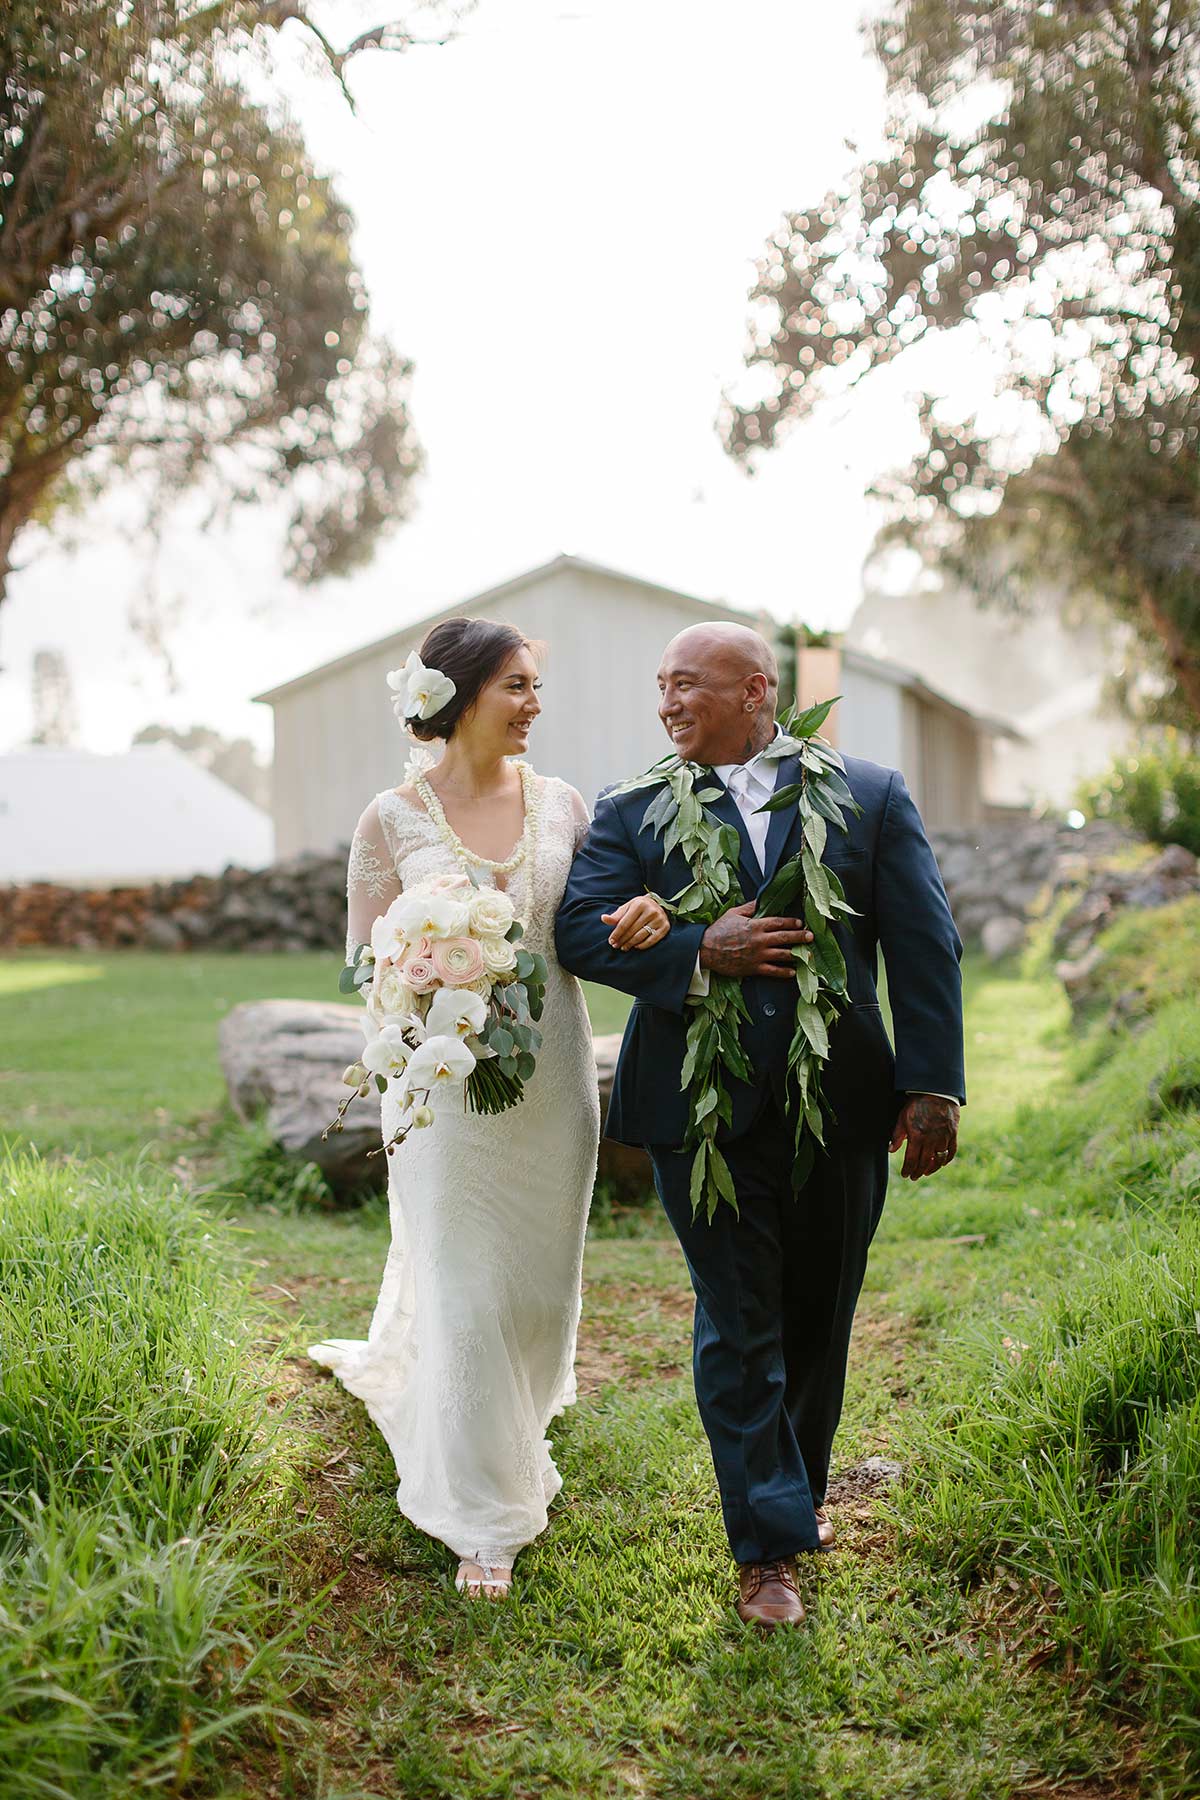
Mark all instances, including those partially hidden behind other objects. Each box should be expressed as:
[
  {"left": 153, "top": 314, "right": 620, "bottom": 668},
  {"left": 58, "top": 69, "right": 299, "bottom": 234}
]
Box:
[
  {"left": 251, "top": 553, "right": 758, "bottom": 706},
  {"left": 250, "top": 551, "right": 1016, "bottom": 738},
  {"left": 0, "top": 744, "right": 274, "bottom": 887}
]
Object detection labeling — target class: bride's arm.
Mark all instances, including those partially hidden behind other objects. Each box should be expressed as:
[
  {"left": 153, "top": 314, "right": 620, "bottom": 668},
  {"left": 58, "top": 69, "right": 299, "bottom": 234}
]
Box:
[
  {"left": 564, "top": 786, "right": 668, "bottom": 950},
  {"left": 555, "top": 790, "right": 705, "bottom": 1012},
  {"left": 345, "top": 799, "right": 402, "bottom": 963}
]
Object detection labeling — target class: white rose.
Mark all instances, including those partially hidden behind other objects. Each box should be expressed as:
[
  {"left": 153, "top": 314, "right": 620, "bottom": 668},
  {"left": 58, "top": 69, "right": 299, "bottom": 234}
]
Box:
[
  {"left": 481, "top": 935, "right": 518, "bottom": 976},
  {"left": 468, "top": 888, "right": 515, "bottom": 937},
  {"left": 375, "top": 968, "right": 416, "bottom": 1020},
  {"left": 404, "top": 1034, "right": 477, "bottom": 1092},
  {"left": 424, "top": 987, "right": 489, "bottom": 1041}
]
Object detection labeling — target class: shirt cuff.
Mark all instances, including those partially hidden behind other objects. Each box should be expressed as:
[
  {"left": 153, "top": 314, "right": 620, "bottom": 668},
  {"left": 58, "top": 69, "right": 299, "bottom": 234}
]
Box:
[{"left": 905, "top": 1091, "right": 960, "bottom": 1104}]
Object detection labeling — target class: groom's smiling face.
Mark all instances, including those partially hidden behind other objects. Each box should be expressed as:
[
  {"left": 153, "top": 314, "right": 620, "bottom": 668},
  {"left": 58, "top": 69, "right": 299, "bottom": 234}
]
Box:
[{"left": 657, "top": 625, "right": 778, "bottom": 766}]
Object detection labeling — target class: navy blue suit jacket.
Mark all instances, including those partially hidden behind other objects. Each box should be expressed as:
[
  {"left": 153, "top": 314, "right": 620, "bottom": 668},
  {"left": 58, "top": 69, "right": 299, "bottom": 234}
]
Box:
[{"left": 554, "top": 751, "right": 965, "bottom": 1151}]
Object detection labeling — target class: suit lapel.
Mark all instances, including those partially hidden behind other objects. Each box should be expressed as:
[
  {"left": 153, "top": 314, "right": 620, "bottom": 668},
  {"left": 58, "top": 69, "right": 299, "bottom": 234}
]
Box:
[
  {"left": 760, "top": 752, "right": 806, "bottom": 888},
  {"left": 703, "top": 777, "right": 763, "bottom": 894}
]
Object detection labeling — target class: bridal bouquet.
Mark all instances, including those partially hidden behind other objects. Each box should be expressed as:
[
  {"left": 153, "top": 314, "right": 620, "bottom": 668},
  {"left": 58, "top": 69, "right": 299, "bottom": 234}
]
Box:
[{"left": 325, "top": 872, "right": 548, "bottom": 1158}]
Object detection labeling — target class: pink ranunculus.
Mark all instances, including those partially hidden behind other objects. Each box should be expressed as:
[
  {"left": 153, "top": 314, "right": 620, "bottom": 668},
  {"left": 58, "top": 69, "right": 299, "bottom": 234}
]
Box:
[
  {"left": 401, "top": 954, "right": 438, "bottom": 994},
  {"left": 429, "top": 935, "right": 487, "bottom": 987}
]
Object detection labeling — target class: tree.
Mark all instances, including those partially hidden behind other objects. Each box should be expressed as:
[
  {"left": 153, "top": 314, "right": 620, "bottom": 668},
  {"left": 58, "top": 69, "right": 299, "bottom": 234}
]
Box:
[
  {"left": 30, "top": 646, "right": 78, "bottom": 743},
  {"left": 132, "top": 721, "right": 269, "bottom": 807},
  {"left": 0, "top": 2, "right": 463, "bottom": 607},
  {"left": 722, "top": 1, "right": 1200, "bottom": 720}
]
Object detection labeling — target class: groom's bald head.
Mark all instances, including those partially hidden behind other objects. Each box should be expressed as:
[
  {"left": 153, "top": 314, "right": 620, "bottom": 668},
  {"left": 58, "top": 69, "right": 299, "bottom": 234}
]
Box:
[{"left": 657, "top": 622, "right": 779, "bottom": 766}]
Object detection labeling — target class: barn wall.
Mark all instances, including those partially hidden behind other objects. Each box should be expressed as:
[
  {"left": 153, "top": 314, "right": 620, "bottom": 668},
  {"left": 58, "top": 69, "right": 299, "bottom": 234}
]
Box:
[
  {"left": 839, "top": 662, "right": 906, "bottom": 775},
  {"left": 266, "top": 567, "right": 993, "bottom": 857},
  {"left": 904, "top": 696, "right": 983, "bottom": 829}
]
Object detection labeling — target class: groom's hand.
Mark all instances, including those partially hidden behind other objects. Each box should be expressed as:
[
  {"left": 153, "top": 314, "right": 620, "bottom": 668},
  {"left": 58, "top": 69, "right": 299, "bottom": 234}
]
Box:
[
  {"left": 889, "top": 1094, "right": 959, "bottom": 1180},
  {"left": 699, "top": 901, "right": 814, "bottom": 979}
]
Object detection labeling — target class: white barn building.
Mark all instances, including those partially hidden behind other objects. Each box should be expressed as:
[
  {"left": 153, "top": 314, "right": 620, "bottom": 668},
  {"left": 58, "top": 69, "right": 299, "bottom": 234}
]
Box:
[
  {"left": 253, "top": 555, "right": 1007, "bottom": 859},
  {"left": 0, "top": 744, "right": 274, "bottom": 885}
]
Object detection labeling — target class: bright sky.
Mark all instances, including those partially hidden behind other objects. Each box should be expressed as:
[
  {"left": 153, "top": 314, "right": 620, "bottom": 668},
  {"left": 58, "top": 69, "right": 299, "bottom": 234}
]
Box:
[{"left": 0, "top": 0, "right": 925, "bottom": 757}]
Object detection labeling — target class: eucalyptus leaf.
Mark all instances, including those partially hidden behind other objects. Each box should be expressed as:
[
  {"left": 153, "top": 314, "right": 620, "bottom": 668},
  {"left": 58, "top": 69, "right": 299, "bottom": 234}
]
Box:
[
  {"left": 791, "top": 695, "right": 840, "bottom": 737},
  {"left": 802, "top": 847, "right": 833, "bottom": 917},
  {"left": 758, "top": 782, "right": 805, "bottom": 813},
  {"left": 794, "top": 1000, "right": 830, "bottom": 1058}
]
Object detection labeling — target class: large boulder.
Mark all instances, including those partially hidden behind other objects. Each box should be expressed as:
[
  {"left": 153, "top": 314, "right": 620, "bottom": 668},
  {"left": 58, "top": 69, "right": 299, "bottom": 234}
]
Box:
[
  {"left": 219, "top": 999, "right": 384, "bottom": 1192},
  {"left": 593, "top": 1033, "right": 654, "bottom": 1194},
  {"left": 219, "top": 1005, "right": 656, "bottom": 1198}
]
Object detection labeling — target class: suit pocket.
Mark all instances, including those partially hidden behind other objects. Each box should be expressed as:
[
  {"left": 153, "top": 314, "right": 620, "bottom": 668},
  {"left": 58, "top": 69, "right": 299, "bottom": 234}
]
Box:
[{"left": 825, "top": 848, "right": 868, "bottom": 867}]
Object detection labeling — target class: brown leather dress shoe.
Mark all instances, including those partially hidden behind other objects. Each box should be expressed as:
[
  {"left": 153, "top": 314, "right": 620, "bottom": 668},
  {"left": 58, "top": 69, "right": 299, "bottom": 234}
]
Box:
[
  {"left": 736, "top": 1558, "right": 806, "bottom": 1630},
  {"left": 814, "top": 1506, "right": 836, "bottom": 1550}
]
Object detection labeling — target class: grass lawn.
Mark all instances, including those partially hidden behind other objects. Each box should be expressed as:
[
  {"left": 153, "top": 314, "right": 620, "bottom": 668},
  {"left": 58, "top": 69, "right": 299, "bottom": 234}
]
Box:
[
  {"left": 0, "top": 950, "right": 631, "bottom": 1160},
  {"left": 4, "top": 937, "right": 1194, "bottom": 1797}
]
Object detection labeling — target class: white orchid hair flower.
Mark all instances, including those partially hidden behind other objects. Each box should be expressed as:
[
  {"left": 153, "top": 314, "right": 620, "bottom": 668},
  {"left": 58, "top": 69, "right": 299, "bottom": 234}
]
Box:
[{"left": 386, "top": 650, "right": 456, "bottom": 724}]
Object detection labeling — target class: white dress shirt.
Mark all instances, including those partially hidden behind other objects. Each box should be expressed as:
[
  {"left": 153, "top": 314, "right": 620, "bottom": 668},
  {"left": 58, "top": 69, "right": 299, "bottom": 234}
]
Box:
[{"left": 687, "top": 734, "right": 783, "bottom": 996}]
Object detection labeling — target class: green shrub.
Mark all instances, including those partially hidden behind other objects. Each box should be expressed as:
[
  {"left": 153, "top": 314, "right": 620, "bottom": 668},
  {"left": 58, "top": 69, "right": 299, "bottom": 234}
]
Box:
[{"left": 1080, "top": 732, "right": 1200, "bottom": 855}]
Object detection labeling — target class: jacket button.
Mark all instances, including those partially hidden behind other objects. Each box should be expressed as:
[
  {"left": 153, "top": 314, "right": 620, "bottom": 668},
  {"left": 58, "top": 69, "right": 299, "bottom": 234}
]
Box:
[{"left": 763, "top": 1003, "right": 777, "bottom": 1018}]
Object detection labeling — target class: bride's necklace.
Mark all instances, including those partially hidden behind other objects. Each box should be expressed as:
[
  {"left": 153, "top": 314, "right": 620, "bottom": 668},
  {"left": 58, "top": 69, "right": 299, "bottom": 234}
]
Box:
[{"left": 413, "top": 758, "right": 542, "bottom": 883}]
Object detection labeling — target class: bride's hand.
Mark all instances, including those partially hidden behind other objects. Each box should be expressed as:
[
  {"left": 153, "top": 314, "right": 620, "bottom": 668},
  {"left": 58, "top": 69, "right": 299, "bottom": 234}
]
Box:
[{"left": 602, "top": 894, "right": 671, "bottom": 951}]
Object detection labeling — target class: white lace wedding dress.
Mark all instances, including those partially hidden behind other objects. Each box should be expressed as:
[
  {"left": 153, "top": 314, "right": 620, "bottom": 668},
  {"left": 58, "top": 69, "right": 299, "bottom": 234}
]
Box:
[{"left": 307, "top": 765, "right": 600, "bottom": 1568}]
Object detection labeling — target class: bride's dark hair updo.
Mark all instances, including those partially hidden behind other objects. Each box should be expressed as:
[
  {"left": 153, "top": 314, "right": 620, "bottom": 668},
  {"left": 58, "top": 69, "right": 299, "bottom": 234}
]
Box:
[{"left": 407, "top": 617, "right": 539, "bottom": 743}]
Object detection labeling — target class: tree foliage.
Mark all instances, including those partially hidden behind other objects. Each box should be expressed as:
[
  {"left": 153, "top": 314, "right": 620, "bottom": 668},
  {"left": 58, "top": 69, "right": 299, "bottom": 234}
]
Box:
[
  {"left": 722, "top": 1, "right": 1200, "bottom": 719},
  {"left": 133, "top": 720, "right": 269, "bottom": 806},
  {"left": 0, "top": 2, "right": 461, "bottom": 605}
]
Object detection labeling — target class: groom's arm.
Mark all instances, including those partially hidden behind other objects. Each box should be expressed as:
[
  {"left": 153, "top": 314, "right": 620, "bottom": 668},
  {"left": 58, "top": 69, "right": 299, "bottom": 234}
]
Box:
[
  {"left": 555, "top": 792, "right": 706, "bottom": 1014},
  {"left": 875, "top": 770, "right": 966, "bottom": 1104}
]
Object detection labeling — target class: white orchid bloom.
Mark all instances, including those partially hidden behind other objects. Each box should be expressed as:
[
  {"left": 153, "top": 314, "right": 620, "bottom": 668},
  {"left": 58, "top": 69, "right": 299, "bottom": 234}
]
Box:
[
  {"left": 403, "top": 1034, "right": 476, "bottom": 1092},
  {"left": 424, "top": 987, "right": 489, "bottom": 1041},
  {"left": 387, "top": 651, "right": 456, "bottom": 723},
  {"left": 361, "top": 1024, "right": 413, "bottom": 1082}
]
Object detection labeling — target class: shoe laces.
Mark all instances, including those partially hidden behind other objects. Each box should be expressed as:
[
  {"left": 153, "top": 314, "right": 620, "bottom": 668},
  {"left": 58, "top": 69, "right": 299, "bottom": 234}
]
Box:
[{"left": 743, "top": 1558, "right": 798, "bottom": 1598}]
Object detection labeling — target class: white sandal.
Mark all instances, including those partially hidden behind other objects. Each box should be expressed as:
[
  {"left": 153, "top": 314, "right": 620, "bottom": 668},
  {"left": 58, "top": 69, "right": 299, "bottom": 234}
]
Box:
[{"left": 455, "top": 1557, "right": 513, "bottom": 1601}]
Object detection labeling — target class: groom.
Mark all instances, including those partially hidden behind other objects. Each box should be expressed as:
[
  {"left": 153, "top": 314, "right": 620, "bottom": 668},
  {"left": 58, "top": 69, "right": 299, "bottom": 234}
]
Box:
[{"left": 555, "top": 622, "right": 965, "bottom": 1629}]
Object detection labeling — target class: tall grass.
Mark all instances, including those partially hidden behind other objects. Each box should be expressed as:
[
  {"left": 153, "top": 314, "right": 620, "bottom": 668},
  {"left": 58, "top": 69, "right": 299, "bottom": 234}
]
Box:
[
  {"left": 0, "top": 1150, "right": 313, "bottom": 1798},
  {"left": 896, "top": 899, "right": 1200, "bottom": 1790}
]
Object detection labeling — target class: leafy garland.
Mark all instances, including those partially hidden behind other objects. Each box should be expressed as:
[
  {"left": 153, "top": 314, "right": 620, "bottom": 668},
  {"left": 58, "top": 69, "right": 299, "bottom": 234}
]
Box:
[{"left": 618, "top": 698, "right": 862, "bottom": 1221}]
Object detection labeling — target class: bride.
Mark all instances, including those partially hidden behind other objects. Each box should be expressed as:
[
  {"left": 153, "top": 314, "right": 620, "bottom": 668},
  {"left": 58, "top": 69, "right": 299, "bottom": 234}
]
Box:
[{"left": 308, "top": 616, "right": 668, "bottom": 1600}]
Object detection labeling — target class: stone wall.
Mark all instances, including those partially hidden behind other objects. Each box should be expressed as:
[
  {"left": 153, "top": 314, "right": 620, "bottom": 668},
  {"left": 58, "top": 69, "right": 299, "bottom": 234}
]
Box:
[
  {"left": 0, "top": 850, "right": 349, "bottom": 952},
  {"left": 2, "top": 817, "right": 1132, "bottom": 954},
  {"left": 928, "top": 818, "right": 1131, "bottom": 957}
]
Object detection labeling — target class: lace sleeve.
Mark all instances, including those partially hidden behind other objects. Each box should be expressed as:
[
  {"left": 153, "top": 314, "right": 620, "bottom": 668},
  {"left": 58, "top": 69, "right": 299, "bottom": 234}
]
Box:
[
  {"left": 567, "top": 784, "right": 592, "bottom": 853},
  {"left": 346, "top": 797, "right": 402, "bottom": 963}
]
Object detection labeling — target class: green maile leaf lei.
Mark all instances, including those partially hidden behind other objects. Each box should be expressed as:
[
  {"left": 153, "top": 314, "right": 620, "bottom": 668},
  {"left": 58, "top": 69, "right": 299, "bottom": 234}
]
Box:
[{"left": 614, "top": 697, "right": 863, "bottom": 1222}]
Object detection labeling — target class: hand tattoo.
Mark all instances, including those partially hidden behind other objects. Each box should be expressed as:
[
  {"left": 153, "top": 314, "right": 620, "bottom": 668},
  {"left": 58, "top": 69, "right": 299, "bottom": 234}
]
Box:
[
  {"left": 891, "top": 1093, "right": 960, "bottom": 1181},
  {"left": 699, "top": 902, "right": 813, "bottom": 980}
]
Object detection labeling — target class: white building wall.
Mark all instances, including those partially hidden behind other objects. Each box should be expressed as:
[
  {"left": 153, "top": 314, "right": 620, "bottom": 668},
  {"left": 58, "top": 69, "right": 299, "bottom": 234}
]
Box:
[
  {"left": 262, "top": 560, "right": 996, "bottom": 858},
  {"left": 839, "top": 661, "right": 906, "bottom": 774},
  {"left": 266, "top": 564, "right": 738, "bottom": 858}
]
